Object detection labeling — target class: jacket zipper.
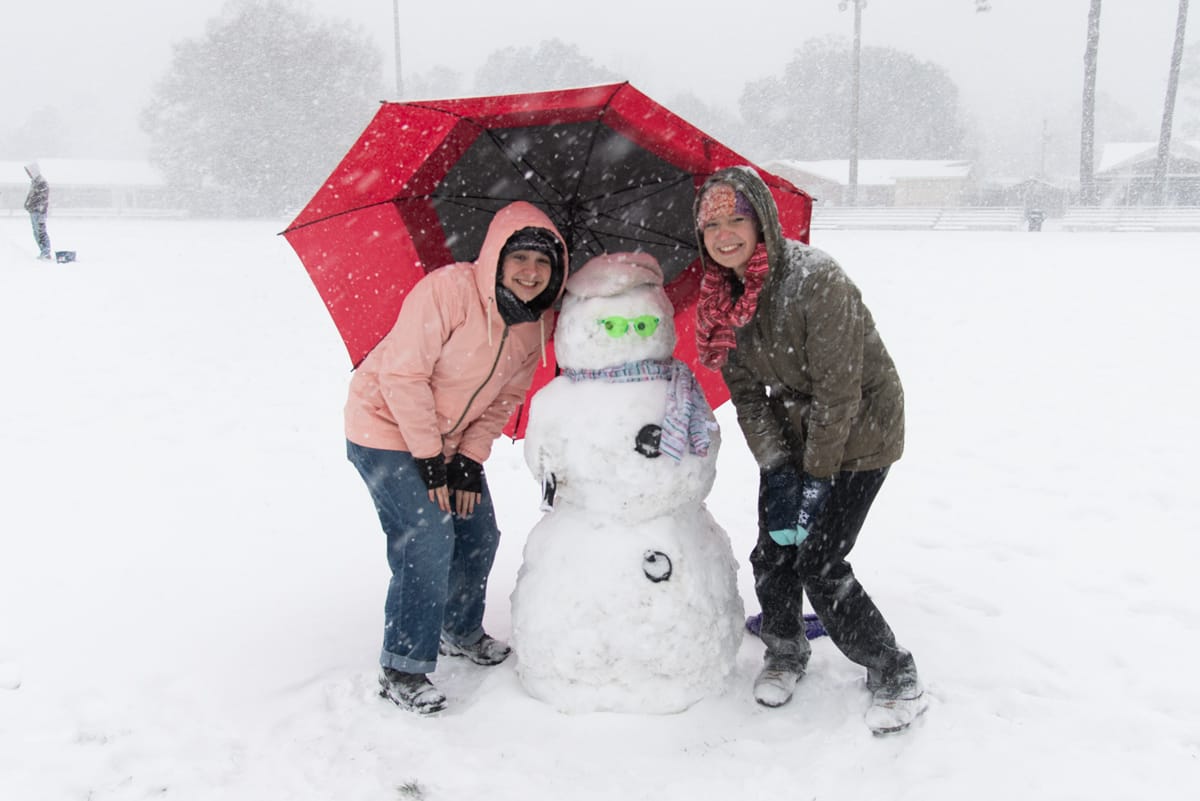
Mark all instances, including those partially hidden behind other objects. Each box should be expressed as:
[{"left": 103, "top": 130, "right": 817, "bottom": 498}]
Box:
[{"left": 446, "top": 326, "right": 510, "bottom": 436}]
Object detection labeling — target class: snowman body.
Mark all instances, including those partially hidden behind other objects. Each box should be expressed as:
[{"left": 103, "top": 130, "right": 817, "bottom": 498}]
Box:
[{"left": 511, "top": 253, "right": 744, "bottom": 714}]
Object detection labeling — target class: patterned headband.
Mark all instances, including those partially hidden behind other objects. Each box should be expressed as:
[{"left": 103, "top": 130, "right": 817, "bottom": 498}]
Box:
[{"left": 697, "top": 184, "right": 758, "bottom": 228}]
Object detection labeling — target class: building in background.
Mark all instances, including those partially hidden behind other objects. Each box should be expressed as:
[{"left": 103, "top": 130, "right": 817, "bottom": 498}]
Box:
[
  {"left": 1094, "top": 141, "right": 1200, "bottom": 206},
  {"left": 979, "top": 176, "right": 1070, "bottom": 215},
  {"left": 764, "top": 159, "right": 975, "bottom": 207}
]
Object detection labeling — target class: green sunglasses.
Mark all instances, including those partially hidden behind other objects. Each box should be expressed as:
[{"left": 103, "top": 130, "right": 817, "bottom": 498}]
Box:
[{"left": 597, "top": 315, "right": 660, "bottom": 338}]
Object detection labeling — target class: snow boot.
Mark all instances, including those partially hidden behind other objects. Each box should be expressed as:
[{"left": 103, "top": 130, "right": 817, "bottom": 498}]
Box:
[
  {"left": 753, "top": 656, "right": 803, "bottom": 708},
  {"left": 438, "top": 632, "right": 511, "bottom": 666},
  {"left": 378, "top": 668, "right": 447, "bottom": 714},
  {"left": 865, "top": 679, "right": 928, "bottom": 735}
]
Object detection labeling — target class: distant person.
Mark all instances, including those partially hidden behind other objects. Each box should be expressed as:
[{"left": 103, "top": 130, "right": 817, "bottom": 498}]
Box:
[
  {"left": 23, "top": 162, "right": 51, "bottom": 261},
  {"left": 693, "top": 166, "right": 926, "bottom": 734},
  {"left": 344, "top": 201, "right": 569, "bottom": 715}
]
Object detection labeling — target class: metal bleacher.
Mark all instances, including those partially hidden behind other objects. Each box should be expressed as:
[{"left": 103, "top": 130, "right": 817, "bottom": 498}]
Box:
[
  {"left": 811, "top": 207, "right": 941, "bottom": 231},
  {"left": 811, "top": 205, "right": 1200, "bottom": 232},
  {"left": 932, "top": 208, "right": 1026, "bottom": 231},
  {"left": 811, "top": 206, "right": 1024, "bottom": 231},
  {"left": 1059, "top": 207, "right": 1200, "bottom": 232}
]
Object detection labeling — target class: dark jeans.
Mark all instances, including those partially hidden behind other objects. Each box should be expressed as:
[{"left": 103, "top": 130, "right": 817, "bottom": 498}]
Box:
[
  {"left": 752, "top": 466, "right": 917, "bottom": 691},
  {"left": 347, "top": 441, "right": 501, "bottom": 674}
]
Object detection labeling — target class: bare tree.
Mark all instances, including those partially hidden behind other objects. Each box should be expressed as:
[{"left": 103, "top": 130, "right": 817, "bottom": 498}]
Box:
[
  {"left": 141, "top": 0, "right": 383, "bottom": 216},
  {"left": 1080, "top": 0, "right": 1103, "bottom": 205},
  {"left": 739, "top": 39, "right": 965, "bottom": 162},
  {"left": 472, "top": 40, "right": 618, "bottom": 96},
  {"left": 1153, "top": 0, "right": 1191, "bottom": 205}
]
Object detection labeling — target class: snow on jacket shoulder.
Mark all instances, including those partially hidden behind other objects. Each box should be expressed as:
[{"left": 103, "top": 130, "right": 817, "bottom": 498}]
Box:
[
  {"left": 344, "top": 202, "right": 567, "bottom": 464},
  {"left": 722, "top": 239, "right": 904, "bottom": 477}
]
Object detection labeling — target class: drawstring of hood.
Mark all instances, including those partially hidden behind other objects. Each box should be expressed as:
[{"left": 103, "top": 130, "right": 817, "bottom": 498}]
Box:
[
  {"left": 486, "top": 296, "right": 494, "bottom": 347},
  {"left": 539, "top": 317, "right": 547, "bottom": 367}
]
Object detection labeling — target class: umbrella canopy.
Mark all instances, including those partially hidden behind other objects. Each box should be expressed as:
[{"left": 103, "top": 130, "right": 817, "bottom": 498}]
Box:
[{"left": 283, "top": 82, "right": 812, "bottom": 437}]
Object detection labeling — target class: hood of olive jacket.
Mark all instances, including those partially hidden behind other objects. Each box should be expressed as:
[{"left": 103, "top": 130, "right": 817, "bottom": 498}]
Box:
[
  {"left": 345, "top": 201, "right": 568, "bottom": 463},
  {"left": 695, "top": 167, "right": 904, "bottom": 477}
]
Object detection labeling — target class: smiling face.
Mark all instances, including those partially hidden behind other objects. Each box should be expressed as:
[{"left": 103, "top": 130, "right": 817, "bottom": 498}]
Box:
[
  {"left": 500, "top": 249, "right": 554, "bottom": 303},
  {"left": 701, "top": 214, "right": 760, "bottom": 278},
  {"left": 697, "top": 183, "right": 761, "bottom": 279}
]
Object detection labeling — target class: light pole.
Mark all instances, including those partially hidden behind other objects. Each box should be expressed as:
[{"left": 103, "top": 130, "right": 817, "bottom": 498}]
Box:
[
  {"left": 1153, "top": 0, "right": 1189, "bottom": 205},
  {"left": 392, "top": 0, "right": 403, "bottom": 98},
  {"left": 839, "top": 0, "right": 864, "bottom": 206}
]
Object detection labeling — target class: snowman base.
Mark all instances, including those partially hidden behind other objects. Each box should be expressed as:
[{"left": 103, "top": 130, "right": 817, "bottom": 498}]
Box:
[{"left": 510, "top": 502, "right": 744, "bottom": 714}]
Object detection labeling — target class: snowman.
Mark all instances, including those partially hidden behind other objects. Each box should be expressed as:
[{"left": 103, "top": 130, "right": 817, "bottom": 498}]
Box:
[{"left": 510, "top": 251, "right": 744, "bottom": 714}]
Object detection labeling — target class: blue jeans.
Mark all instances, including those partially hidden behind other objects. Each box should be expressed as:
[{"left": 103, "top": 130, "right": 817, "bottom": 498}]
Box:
[
  {"left": 29, "top": 212, "right": 50, "bottom": 257},
  {"left": 347, "top": 441, "right": 501, "bottom": 674}
]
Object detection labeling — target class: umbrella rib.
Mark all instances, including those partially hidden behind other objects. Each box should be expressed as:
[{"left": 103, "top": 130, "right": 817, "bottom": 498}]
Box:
[
  {"left": 581, "top": 176, "right": 698, "bottom": 243},
  {"left": 479, "top": 128, "right": 571, "bottom": 206},
  {"left": 281, "top": 198, "right": 406, "bottom": 233},
  {"left": 469, "top": 86, "right": 622, "bottom": 207}
]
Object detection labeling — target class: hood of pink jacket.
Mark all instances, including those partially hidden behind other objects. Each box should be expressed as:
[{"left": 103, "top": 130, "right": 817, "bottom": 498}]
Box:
[
  {"left": 473, "top": 200, "right": 568, "bottom": 315},
  {"left": 344, "top": 201, "right": 567, "bottom": 462}
]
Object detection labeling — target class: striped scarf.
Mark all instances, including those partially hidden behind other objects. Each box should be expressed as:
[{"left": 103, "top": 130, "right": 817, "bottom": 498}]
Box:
[
  {"left": 695, "top": 243, "right": 770, "bottom": 370},
  {"left": 561, "top": 358, "right": 715, "bottom": 461}
]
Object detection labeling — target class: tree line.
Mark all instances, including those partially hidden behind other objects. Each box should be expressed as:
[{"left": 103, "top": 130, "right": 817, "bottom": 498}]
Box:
[{"left": 129, "top": 0, "right": 1194, "bottom": 216}]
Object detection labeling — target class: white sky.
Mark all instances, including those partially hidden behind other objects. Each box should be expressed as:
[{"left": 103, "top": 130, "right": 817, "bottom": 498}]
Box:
[{"left": 4, "top": 0, "right": 1197, "bottom": 157}]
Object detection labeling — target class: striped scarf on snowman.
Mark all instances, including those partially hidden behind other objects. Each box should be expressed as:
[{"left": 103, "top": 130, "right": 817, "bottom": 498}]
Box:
[{"left": 561, "top": 358, "right": 715, "bottom": 461}]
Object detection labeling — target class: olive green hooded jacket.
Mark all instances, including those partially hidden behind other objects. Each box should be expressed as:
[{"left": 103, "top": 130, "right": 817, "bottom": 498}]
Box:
[{"left": 694, "top": 167, "right": 904, "bottom": 479}]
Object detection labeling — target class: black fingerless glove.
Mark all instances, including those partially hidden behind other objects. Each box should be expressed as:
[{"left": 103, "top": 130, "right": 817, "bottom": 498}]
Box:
[
  {"left": 447, "top": 453, "right": 483, "bottom": 495},
  {"left": 413, "top": 455, "right": 447, "bottom": 490}
]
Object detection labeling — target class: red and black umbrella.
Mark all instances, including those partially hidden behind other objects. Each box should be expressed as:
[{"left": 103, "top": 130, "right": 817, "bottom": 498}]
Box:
[{"left": 282, "top": 82, "right": 812, "bottom": 437}]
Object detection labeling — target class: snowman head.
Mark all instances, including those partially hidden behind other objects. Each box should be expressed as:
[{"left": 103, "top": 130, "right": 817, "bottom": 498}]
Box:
[{"left": 554, "top": 252, "right": 676, "bottom": 370}]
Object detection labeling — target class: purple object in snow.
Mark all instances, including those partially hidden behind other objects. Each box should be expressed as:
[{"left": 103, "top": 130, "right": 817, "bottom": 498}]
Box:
[{"left": 745, "top": 613, "right": 827, "bottom": 640}]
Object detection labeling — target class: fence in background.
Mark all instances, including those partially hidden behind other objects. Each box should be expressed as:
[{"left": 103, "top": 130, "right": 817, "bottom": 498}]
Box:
[
  {"left": 811, "top": 207, "right": 1022, "bottom": 231},
  {"left": 811, "top": 206, "right": 1200, "bottom": 232},
  {"left": 1058, "top": 207, "right": 1200, "bottom": 232}
]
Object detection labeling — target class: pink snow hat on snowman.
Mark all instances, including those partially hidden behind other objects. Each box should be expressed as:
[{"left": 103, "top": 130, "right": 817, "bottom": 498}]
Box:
[{"left": 565, "top": 251, "right": 669, "bottom": 305}]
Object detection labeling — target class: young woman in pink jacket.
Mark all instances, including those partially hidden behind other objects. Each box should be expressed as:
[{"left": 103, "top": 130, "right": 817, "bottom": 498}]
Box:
[{"left": 345, "top": 201, "right": 568, "bottom": 714}]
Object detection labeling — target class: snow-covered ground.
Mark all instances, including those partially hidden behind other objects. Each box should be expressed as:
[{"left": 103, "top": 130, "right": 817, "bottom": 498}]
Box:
[{"left": 1, "top": 217, "right": 1197, "bottom": 800}]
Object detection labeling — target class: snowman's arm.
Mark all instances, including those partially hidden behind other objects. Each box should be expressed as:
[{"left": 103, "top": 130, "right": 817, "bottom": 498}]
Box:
[
  {"left": 522, "top": 391, "right": 562, "bottom": 487},
  {"left": 525, "top": 441, "right": 556, "bottom": 490},
  {"left": 524, "top": 424, "right": 561, "bottom": 511}
]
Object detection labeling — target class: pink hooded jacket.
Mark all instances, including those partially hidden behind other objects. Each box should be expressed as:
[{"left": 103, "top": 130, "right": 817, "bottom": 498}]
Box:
[{"left": 344, "top": 202, "right": 568, "bottom": 464}]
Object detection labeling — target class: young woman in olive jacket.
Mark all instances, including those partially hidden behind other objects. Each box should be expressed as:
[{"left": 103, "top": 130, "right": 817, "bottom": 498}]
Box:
[{"left": 694, "top": 166, "right": 925, "bottom": 734}]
